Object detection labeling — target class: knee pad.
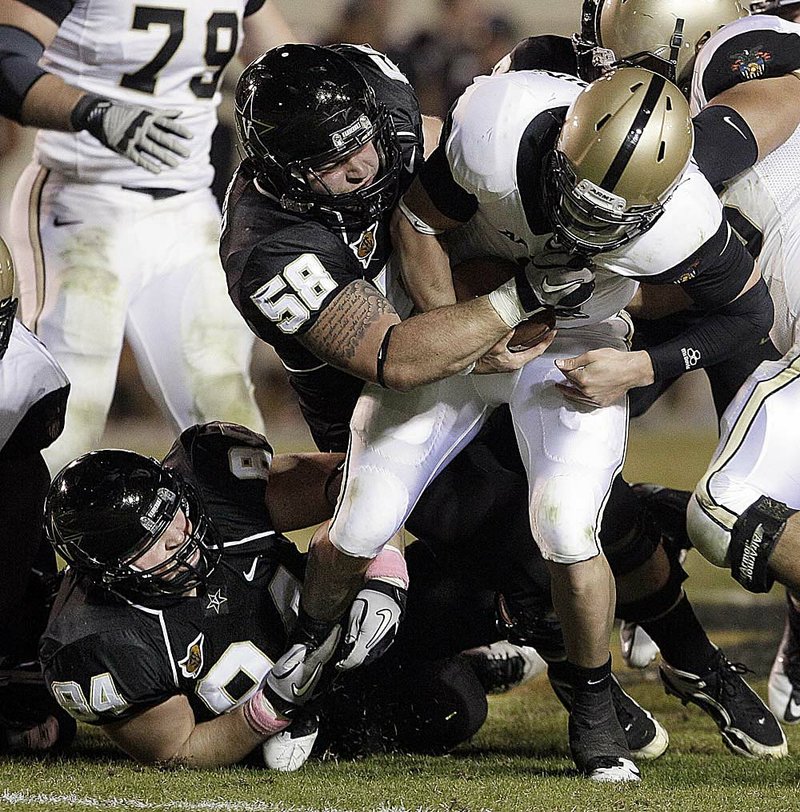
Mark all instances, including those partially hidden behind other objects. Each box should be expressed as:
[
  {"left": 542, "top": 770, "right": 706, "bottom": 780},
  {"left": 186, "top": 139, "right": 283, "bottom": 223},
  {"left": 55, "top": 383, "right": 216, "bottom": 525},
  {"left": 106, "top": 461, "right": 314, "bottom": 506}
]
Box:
[
  {"left": 729, "top": 496, "right": 797, "bottom": 594},
  {"left": 531, "top": 474, "right": 602, "bottom": 563},
  {"left": 329, "top": 469, "right": 410, "bottom": 559}
]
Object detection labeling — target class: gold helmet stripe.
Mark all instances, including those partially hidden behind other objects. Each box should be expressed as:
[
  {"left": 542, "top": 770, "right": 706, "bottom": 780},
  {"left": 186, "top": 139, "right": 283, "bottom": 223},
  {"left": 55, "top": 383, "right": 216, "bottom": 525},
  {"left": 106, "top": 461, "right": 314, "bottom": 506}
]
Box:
[{"left": 601, "top": 72, "right": 667, "bottom": 192}]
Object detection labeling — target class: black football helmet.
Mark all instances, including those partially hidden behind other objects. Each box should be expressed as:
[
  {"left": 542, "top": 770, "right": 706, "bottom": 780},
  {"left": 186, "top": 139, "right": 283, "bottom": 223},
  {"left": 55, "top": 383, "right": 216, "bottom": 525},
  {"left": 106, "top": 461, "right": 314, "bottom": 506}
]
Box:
[
  {"left": 233, "top": 44, "right": 402, "bottom": 228},
  {"left": 45, "top": 450, "right": 221, "bottom": 600},
  {"left": 0, "top": 237, "right": 18, "bottom": 360}
]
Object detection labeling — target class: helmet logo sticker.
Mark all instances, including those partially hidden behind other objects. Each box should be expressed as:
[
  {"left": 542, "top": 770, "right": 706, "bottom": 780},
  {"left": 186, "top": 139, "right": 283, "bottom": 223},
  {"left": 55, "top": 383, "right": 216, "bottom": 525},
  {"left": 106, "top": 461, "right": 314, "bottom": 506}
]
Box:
[
  {"left": 140, "top": 487, "right": 177, "bottom": 534},
  {"left": 349, "top": 221, "right": 379, "bottom": 267},
  {"left": 331, "top": 115, "right": 371, "bottom": 149},
  {"left": 729, "top": 47, "right": 773, "bottom": 80},
  {"left": 178, "top": 632, "right": 205, "bottom": 678}
]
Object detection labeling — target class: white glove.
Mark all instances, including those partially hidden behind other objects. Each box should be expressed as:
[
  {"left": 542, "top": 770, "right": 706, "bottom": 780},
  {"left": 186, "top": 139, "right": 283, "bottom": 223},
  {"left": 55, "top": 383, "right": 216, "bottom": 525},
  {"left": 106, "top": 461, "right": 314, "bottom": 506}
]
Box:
[
  {"left": 71, "top": 94, "right": 192, "bottom": 174},
  {"left": 264, "top": 616, "right": 341, "bottom": 714},
  {"left": 336, "top": 579, "right": 407, "bottom": 671}
]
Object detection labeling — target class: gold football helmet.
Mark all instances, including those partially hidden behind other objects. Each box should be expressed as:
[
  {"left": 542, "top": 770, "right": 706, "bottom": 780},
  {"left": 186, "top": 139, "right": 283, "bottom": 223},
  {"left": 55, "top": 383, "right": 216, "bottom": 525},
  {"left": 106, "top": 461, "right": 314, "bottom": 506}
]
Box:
[
  {"left": 591, "top": 0, "right": 749, "bottom": 88},
  {"left": 544, "top": 67, "right": 694, "bottom": 254},
  {"left": 0, "top": 237, "right": 18, "bottom": 360}
]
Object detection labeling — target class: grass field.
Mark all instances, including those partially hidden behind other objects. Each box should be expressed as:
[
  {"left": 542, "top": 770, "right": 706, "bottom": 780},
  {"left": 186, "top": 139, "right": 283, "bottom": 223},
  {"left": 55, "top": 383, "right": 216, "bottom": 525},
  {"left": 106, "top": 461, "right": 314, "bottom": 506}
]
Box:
[{"left": 4, "top": 423, "right": 795, "bottom": 812}]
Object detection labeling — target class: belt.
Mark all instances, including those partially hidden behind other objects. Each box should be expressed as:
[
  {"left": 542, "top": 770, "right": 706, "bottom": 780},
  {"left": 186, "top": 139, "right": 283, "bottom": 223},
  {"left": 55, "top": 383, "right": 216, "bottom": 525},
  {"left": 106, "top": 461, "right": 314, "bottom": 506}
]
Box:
[{"left": 121, "top": 185, "right": 184, "bottom": 200}]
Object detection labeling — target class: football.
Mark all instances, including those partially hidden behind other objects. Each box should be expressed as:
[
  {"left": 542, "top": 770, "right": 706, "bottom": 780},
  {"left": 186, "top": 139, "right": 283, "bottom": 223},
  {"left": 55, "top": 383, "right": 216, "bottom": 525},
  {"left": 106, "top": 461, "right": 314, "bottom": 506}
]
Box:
[{"left": 451, "top": 256, "right": 556, "bottom": 352}]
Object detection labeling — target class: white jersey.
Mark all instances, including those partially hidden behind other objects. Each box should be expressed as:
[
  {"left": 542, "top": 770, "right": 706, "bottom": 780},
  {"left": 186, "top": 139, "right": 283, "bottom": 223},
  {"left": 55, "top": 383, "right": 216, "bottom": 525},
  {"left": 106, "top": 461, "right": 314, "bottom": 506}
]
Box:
[
  {"left": 443, "top": 70, "right": 724, "bottom": 329},
  {"left": 35, "top": 0, "right": 264, "bottom": 190},
  {"left": 0, "top": 319, "right": 70, "bottom": 449},
  {"left": 692, "top": 15, "right": 800, "bottom": 354}
]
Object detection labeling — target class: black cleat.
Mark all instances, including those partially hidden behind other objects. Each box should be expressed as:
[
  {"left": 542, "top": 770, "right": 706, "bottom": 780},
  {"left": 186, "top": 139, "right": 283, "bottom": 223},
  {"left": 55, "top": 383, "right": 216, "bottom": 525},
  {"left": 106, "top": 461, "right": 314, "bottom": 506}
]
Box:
[
  {"left": 462, "top": 641, "right": 547, "bottom": 694},
  {"left": 661, "top": 647, "right": 787, "bottom": 759},
  {"left": 550, "top": 668, "right": 668, "bottom": 760},
  {"left": 569, "top": 687, "right": 640, "bottom": 782}
]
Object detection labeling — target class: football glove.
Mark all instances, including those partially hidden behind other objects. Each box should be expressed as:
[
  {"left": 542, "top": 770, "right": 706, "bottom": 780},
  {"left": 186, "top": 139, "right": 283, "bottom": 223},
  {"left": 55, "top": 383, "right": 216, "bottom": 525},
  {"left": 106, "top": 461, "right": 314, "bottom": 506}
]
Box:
[
  {"left": 70, "top": 94, "right": 192, "bottom": 174},
  {"left": 336, "top": 578, "right": 408, "bottom": 671},
  {"left": 263, "top": 611, "right": 341, "bottom": 716}
]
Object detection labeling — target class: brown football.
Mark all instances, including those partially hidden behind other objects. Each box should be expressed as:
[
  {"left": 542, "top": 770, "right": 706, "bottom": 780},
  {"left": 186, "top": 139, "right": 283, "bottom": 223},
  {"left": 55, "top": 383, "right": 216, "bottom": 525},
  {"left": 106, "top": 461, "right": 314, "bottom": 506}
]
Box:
[{"left": 451, "top": 256, "right": 556, "bottom": 352}]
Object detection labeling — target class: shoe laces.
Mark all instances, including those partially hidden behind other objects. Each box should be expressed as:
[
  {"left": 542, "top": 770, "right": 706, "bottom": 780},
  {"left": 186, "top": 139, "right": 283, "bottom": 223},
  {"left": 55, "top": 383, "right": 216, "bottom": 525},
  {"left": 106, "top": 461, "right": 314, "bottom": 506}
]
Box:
[{"left": 710, "top": 651, "right": 755, "bottom": 703}]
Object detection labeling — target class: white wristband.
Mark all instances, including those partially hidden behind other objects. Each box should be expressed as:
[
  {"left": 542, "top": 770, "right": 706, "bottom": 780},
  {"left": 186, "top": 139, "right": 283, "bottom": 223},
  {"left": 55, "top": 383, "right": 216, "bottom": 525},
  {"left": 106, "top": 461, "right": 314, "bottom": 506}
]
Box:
[
  {"left": 397, "top": 197, "right": 445, "bottom": 236},
  {"left": 487, "top": 277, "right": 527, "bottom": 328}
]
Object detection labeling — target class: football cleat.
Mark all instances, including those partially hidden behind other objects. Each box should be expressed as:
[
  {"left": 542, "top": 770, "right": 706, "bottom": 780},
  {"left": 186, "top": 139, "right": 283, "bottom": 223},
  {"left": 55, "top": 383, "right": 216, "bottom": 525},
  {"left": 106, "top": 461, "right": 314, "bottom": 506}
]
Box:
[
  {"left": 262, "top": 712, "right": 319, "bottom": 771},
  {"left": 661, "top": 648, "right": 787, "bottom": 759},
  {"left": 550, "top": 668, "right": 668, "bottom": 760},
  {"left": 619, "top": 621, "right": 661, "bottom": 669},
  {"left": 461, "top": 641, "right": 547, "bottom": 694},
  {"left": 568, "top": 688, "right": 640, "bottom": 782},
  {"left": 584, "top": 756, "right": 641, "bottom": 783},
  {"left": 768, "top": 591, "right": 800, "bottom": 724}
]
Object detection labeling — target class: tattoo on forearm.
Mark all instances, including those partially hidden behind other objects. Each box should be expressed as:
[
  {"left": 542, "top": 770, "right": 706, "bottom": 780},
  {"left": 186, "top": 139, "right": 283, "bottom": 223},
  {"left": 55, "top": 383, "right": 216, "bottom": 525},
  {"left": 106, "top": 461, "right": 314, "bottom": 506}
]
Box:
[{"left": 307, "top": 280, "right": 395, "bottom": 361}]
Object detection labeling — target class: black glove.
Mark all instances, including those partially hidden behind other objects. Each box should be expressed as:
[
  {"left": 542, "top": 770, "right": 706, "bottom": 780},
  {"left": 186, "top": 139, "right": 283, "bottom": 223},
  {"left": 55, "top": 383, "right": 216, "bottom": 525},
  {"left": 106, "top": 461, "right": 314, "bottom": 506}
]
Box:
[
  {"left": 70, "top": 94, "right": 192, "bottom": 174},
  {"left": 335, "top": 579, "right": 408, "bottom": 671}
]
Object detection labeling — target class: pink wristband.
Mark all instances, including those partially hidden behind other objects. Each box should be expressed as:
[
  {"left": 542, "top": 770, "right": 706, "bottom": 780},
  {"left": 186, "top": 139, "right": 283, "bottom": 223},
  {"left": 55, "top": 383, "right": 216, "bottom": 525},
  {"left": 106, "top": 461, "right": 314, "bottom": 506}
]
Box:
[
  {"left": 365, "top": 546, "right": 409, "bottom": 589},
  {"left": 242, "top": 691, "right": 290, "bottom": 738}
]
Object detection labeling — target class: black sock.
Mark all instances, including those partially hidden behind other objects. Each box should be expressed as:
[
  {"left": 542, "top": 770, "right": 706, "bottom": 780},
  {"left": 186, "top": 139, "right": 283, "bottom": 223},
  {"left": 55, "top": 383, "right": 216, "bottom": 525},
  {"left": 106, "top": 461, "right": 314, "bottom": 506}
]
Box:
[{"left": 641, "top": 594, "right": 716, "bottom": 673}]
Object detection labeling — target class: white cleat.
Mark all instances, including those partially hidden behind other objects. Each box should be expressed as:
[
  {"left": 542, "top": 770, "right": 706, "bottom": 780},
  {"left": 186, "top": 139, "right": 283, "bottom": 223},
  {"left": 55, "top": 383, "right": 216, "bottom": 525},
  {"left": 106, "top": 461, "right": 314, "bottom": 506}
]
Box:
[
  {"left": 262, "top": 714, "right": 319, "bottom": 772},
  {"left": 620, "top": 621, "right": 660, "bottom": 669},
  {"left": 768, "top": 592, "right": 800, "bottom": 724}
]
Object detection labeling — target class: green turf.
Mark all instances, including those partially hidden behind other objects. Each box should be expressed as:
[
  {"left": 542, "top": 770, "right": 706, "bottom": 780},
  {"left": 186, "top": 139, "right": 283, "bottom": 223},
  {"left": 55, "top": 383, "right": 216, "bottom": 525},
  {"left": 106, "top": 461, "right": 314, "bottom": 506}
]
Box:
[{"left": 3, "top": 671, "right": 799, "bottom": 812}]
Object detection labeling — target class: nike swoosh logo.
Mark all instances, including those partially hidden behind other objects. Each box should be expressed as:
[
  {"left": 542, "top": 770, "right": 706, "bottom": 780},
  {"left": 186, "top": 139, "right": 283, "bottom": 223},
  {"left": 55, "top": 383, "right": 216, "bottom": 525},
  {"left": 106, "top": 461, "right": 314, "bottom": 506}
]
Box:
[
  {"left": 53, "top": 216, "right": 82, "bottom": 227},
  {"left": 291, "top": 662, "right": 323, "bottom": 699},
  {"left": 243, "top": 557, "right": 258, "bottom": 582},
  {"left": 587, "top": 678, "right": 605, "bottom": 686},
  {"left": 784, "top": 696, "right": 800, "bottom": 722},
  {"left": 540, "top": 277, "right": 578, "bottom": 295},
  {"left": 367, "top": 608, "right": 395, "bottom": 648},
  {"left": 724, "top": 115, "right": 748, "bottom": 140}
]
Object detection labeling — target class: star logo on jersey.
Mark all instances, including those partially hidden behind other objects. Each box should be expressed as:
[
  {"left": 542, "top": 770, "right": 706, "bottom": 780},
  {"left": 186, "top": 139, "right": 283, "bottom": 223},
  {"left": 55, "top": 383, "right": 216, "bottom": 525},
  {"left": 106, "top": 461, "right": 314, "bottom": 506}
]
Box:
[
  {"left": 729, "top": 46, "right": 772, "bottom": 80},
  {"left": 178, "top": 632, "right": 205, "bottom": 678},
  {"left": 349, "top": 222, "right": 379, "bottom": 268},
  {"left": 205, "top": 587, "right": 228, "bottom": 615}
]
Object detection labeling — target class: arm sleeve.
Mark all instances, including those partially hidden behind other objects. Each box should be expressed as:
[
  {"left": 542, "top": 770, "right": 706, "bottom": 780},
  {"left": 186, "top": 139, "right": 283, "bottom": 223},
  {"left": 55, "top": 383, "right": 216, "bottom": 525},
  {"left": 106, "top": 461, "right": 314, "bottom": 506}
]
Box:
[
  {"left": 692, "top": 105, "right": 758, "bottom": 191},
  {"left": 646, "top": 278, "right": 774, "bottom": 382}
]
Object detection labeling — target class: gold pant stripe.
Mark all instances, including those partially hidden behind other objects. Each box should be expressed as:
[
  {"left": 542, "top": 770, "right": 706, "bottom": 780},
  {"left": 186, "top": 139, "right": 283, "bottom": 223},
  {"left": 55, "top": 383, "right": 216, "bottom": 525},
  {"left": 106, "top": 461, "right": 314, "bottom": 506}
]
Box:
[
  {"left": 27, "top": 166, "right": 49, "bottom": 334},
  {"left": 697, "top": 351, "right": 800, "bottom": 532}
]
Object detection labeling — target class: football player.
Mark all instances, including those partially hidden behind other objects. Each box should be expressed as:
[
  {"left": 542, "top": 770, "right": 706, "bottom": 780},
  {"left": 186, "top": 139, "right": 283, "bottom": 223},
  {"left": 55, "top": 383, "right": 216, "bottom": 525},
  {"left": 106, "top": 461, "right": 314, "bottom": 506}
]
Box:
[
  {"left": 220, "top": 43, "right": 675, "bottom": 768},
  {"left": 40, "top": 420, "right": 555, "bottom": 768},
  {"left": 576, "top": 0, "right": 800, "bottom": 728},
  {"left": 0, "top": 235, "right": 74, "bottom": 754},
  {"left": 0, "top": 0, "right": 296, "bottom": 474},
  {"left": 309, "top": 61, "right": 788, "bottom": 782}
]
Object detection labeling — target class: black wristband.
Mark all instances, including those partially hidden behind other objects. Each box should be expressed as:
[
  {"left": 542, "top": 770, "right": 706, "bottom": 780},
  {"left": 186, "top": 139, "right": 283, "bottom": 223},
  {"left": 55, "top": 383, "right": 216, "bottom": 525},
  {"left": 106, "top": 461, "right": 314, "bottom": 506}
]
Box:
[
  {"left": 69, "top": 93, "right": 108, "bottom": 137},
  {"left": 376, "top": 324, "right": 396, "bottom": 388}
]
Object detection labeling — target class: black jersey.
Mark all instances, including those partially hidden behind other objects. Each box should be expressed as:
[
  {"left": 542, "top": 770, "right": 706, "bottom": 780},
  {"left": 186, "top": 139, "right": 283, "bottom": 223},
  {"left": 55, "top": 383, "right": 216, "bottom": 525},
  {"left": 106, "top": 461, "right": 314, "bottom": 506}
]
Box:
[
  {"left": 221, "top": 45, "right": 423, "bottom": 451},
  {"left": 40, "top": 422, "right": 306, "bottom": 726}
]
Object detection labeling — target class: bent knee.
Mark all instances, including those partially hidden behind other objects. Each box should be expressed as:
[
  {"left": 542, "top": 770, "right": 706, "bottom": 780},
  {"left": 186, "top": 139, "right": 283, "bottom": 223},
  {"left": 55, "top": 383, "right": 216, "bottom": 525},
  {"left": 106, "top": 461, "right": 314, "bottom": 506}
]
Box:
[
  {"left": 330, "top": 469, "right": 410, "bottom": 559},
  {"left": 531, "top": 474, "right": 602, "bottom": 563}
]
